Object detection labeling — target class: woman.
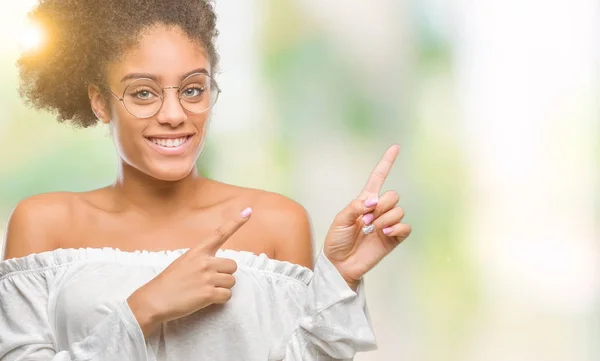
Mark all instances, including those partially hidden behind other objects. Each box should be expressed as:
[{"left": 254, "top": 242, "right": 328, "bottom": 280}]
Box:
[{"left": 0, "top": 0, "right": 411, "bottom": 360}]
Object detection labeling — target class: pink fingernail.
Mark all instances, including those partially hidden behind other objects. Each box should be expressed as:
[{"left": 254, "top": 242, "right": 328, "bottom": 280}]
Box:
[
  {"left": 240, "top": 207, "right": 253, "bottom": 218},
  {"left": 362, "top": 213, "right": 374, "bottom": 225},
  {"left": 365, "top": 198, "right": 379, "bottom": 207},
  {"left": 383, "top": 227, "right": 394, "bottom": 235}
]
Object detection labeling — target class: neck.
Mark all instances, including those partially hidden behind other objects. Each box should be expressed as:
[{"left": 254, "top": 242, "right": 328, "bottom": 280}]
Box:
[{"left": 111, "top": 162, "right": 205, "bottom": 217}]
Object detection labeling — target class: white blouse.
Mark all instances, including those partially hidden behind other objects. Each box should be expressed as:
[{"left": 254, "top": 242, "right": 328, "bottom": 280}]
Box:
[{"left": 0, "top": 247, "right": 377, "bottom": 360}]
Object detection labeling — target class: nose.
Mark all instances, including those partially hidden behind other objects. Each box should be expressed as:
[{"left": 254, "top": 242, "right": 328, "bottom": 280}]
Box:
[{"left": 156, "top": 88, "right": 187, "bottom": 127}]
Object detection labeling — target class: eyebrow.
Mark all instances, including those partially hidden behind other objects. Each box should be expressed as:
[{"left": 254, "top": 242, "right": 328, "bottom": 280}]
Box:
[{"left": 120, "top": 68, "right": 209, "bottom": 83}]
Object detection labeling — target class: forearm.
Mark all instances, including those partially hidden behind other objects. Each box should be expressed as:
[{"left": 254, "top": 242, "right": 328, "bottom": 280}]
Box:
[{"left": 275, "top": 251, "right": 377, "bottom": 360}]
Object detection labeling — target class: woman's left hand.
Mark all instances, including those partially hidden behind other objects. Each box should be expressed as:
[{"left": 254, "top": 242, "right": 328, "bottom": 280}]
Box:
[{"left": 324, "top": 145, "right": 411, "bottom": 290}]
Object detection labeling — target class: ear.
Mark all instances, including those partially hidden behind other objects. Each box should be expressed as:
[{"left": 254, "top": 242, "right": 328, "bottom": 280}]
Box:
[{"left": 88, "top": 84, "right": 110, "bottom": 124}]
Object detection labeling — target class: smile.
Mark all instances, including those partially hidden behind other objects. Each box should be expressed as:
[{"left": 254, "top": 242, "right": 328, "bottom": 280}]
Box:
[
  {"left": 144, "top": 135, "right": 193, "bottom": 155},
  {"left": 148, "top": 136, "right": 190, "bottom": 148}
]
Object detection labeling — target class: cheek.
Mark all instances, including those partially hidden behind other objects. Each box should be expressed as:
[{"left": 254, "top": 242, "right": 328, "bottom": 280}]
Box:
[
  {"left": 191, "top": 115, "right": 213, "bottom": 156},
  {"left": 109, "top": 110, "right": 144, "bottom": 162},
  {"left": 196, "top": 115, "right": 211, "bottom": 139}
]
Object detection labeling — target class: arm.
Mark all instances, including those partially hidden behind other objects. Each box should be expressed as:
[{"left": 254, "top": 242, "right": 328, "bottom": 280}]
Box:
[
  {"left": 274, "top": 145, "right": 409, "bottom": 360},
  {"left": 257, "top": 194, "right": 376, "bottom": 360},
  {"left": 0, "top": 271, "right": 148, "bottom": 361},
  {"left": 265, "top": 251, "right": 377, "bottom": 361},
  {"left": 0, "top": 195, "right": 148, "bottom": 361}
]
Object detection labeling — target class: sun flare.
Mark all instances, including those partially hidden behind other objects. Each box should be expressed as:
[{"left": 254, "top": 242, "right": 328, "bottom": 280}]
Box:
[{"left": 20, "top": 22, "right": 45, "bottom": 52}]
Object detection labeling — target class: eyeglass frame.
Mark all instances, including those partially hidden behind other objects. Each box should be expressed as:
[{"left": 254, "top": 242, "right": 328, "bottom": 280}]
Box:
[{"left": 106, "top": 72, "right": 221, "bottom": 119}]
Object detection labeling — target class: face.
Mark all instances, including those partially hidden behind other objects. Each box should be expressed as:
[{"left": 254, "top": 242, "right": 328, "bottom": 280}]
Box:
[{"left": 90, "top": 25, "right": 216, "bottom": 181}]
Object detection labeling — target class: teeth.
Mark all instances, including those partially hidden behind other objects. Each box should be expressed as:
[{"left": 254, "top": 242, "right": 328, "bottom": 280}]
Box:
[{"left": 149, "top": 136, "right": 188, "bottom": 148}]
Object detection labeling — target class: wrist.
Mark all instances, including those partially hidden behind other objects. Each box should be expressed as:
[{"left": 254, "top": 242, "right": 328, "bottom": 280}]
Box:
[
  {"left": 127, "top": 289, "right": 162, "bottom": 338},
  {"left": 324, "top": 253, "right": 361, "bottom": 292},
  {"left": 342, "top": 276, "right": 360, "bottom": 292}
]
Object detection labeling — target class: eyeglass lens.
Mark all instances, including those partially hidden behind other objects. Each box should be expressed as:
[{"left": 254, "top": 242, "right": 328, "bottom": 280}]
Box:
[{"left": 121, "top": 73, "right": 218, "bottom": 118}]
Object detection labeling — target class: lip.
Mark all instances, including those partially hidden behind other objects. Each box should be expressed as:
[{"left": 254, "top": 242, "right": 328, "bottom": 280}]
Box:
[
  {"left": 145, "top": 135, "right": 193, "bottom": 156},
  {"left": 144, "top": 132, "right": 195, "bottom": 139}
]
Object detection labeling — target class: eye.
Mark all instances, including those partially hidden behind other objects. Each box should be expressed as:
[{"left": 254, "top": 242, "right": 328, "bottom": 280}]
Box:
[
  {"left": 125, "top": 85, "right": 159, "bottom": 101},
  {"left": 181, "top": 86, "right": 205, "bottom": 98},
  {"left": 135, "top": 89, "right": 155, "bottom": 100}
]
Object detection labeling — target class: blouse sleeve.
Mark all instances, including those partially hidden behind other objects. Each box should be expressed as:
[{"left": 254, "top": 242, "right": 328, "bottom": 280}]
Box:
[
  {"left": 0, "top": 270, "right": 148, "bottom": 361},
  {"left": 274, "top": 251, "right": 378, "bottom": 360}
]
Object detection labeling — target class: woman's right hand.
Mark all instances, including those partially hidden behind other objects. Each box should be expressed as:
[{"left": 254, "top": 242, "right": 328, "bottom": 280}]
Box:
[{"left": 127, "top": 207, "right": 253, "bottom": 337}]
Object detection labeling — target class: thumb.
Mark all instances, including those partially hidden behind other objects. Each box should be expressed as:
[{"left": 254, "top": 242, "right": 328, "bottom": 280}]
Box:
[
  {"left": 194, "top": 207, "right": 253, "bottom": 255},
  {"left": 333, "top": 198, "right": 379, "bottom": 227}
]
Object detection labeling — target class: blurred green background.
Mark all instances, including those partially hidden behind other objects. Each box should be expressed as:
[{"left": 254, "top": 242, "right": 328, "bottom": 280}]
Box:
[{"left": 1, "top": 1, "right": 598, "bottom": 360}]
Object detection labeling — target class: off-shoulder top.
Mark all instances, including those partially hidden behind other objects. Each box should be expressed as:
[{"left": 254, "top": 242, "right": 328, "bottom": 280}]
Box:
[{"left": 0, "top": 247, "right": 377, "bottom": 360}]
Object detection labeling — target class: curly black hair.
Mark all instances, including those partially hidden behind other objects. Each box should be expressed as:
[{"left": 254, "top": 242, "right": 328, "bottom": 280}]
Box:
[{"left": 18, "top": 0, "right": 219, "bottom": 128}]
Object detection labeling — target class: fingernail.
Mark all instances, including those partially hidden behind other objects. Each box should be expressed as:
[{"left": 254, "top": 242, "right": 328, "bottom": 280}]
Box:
[
  {"left": 362, "top": 213, "right": 374, "bottom": 225},
  {"left": 365, "top": 198, "right": 379, "bottom": 207},
  {"left": 240, "top": 207, "right": 253, "bottom": 218},
  {"left": 383, "top": 227, "right": 393, "bottom": 235}
]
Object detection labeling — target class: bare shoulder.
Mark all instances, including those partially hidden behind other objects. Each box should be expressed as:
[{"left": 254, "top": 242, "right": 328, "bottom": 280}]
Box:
[
  {"left": 251, "top": 190, "right": 311, "bottom": 229},
  {"left": 2, "top": 192, "right": 77, "bottom": 260},
  {"left": 244, "top": 187, "right": 315, "bottom": 269},
  {"left": 206, "top": 180, "right": 314, "bottom": 268}
]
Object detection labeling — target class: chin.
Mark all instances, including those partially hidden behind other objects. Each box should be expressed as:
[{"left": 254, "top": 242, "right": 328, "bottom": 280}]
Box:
[{"left": 147, "top": 162, "right": 197, "bottom": 181}]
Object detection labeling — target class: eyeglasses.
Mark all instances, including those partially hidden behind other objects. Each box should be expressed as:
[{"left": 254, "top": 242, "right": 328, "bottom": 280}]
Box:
[{"left": 107, "top": 72, "right": 221, "bottom": 119}]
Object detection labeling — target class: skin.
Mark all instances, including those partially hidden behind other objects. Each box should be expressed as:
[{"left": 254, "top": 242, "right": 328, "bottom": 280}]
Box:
[
  {"left": 2, "top": 24, "right": 411, "bottom": 339},
  {"left": 4, "top": 25, "right": 314, "bottom": 267}
]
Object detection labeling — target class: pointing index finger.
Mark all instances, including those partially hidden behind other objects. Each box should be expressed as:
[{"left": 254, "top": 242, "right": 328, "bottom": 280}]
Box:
[
  {"left": 194, "top": 207, "right": 253, "bottom": 255},
  {"left": 359, "top": 144, "right": 400, "bottom": 199}
]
